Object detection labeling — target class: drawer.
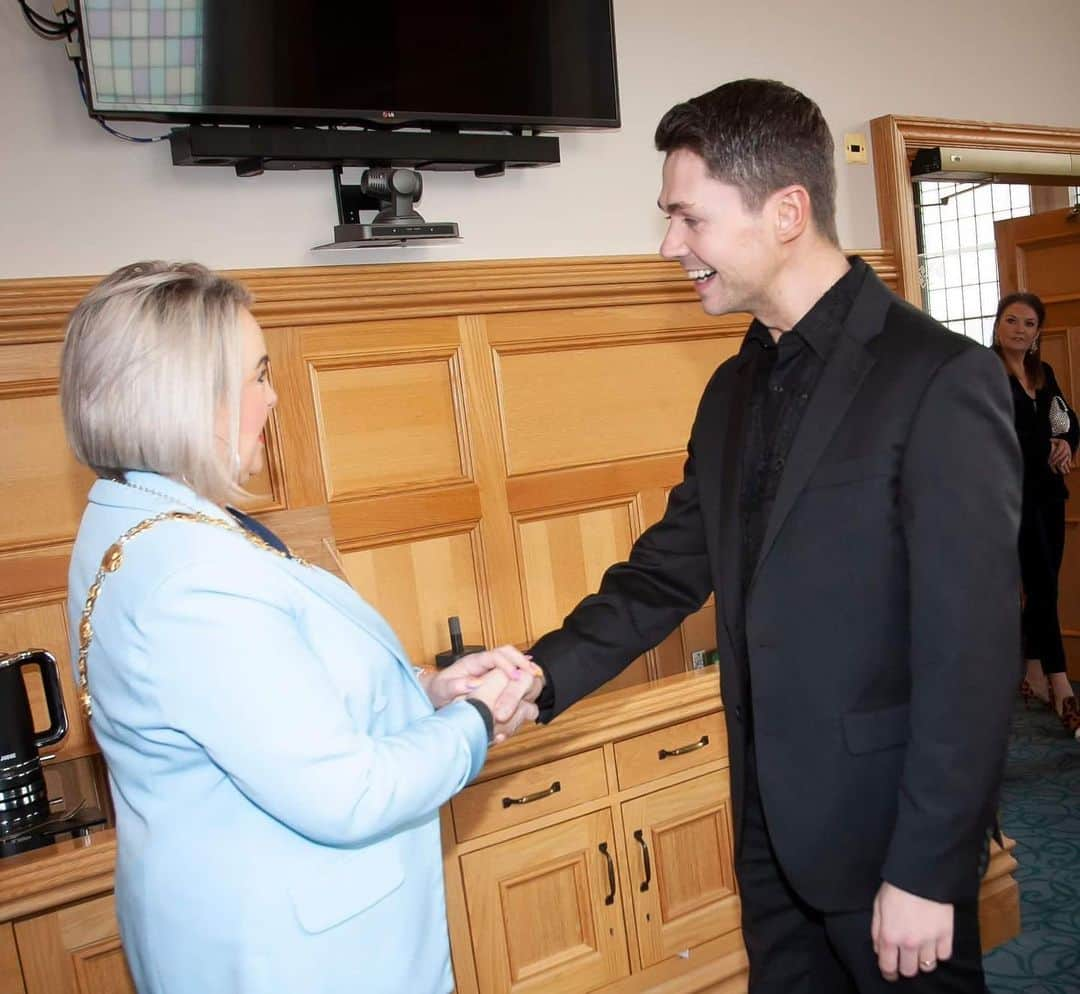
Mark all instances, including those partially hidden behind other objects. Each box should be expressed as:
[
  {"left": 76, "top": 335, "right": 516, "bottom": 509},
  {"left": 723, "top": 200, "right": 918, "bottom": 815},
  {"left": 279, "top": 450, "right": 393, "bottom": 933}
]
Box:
[
  {"left": 451, "top": 748, "right": 608, "bottom": 842},
  {"left": 613, "top": 712, "right": 727, "bottom": 790}
]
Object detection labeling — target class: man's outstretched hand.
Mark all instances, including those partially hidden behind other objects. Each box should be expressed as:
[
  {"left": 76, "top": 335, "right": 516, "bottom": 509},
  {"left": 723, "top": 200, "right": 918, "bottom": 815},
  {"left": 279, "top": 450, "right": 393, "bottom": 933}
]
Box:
[{"left": 424, "top": 645, "right": 543, "bottom": 742}]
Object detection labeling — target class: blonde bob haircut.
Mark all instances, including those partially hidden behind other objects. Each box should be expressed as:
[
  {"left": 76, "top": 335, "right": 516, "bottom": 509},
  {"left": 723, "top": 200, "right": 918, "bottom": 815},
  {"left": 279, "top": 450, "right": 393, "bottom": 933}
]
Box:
[{"left": 61, "top": 261, "right": 254, "bottom": 506}]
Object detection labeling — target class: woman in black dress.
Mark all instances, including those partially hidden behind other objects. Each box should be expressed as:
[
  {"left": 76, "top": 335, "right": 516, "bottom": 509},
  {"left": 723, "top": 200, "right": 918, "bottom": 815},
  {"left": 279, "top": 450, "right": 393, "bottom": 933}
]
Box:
[{"left": 992, "top": 292, "right": 1079, "bottom": 738}]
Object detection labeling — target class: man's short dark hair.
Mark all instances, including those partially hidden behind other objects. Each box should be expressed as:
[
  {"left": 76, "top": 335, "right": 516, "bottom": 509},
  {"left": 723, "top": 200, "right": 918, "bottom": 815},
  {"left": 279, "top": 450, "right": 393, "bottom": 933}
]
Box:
[{"left": 655, "top": 79, "right": 839, "bottom": 246}]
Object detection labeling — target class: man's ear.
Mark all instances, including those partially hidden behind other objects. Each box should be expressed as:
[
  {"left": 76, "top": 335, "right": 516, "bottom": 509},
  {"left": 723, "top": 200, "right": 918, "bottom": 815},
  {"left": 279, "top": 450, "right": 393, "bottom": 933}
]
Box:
[{"left": 772, "top": 185, "right": 812, "bottom": 244}]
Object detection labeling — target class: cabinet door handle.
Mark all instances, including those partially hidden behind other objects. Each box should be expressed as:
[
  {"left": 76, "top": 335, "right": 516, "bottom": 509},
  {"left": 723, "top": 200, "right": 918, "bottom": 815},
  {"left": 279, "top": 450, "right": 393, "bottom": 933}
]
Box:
[
  {"left": 501, "top": 780, "right": 561, "bottom": 808},
  {"left": 598, "top": 842, "right": 616, "bottom": 905},
  {"left": 633, "top": 829, "right": 652, "bottom": 892},
  {"left": 658, "top": 734, "right": 709, "bottom": 760}
]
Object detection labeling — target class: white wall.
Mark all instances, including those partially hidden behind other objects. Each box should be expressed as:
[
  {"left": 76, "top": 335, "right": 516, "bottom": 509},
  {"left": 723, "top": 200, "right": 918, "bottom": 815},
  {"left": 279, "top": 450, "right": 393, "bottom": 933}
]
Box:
[{"left": 3, "top": 0, "right": 1079, "bottom": 278}]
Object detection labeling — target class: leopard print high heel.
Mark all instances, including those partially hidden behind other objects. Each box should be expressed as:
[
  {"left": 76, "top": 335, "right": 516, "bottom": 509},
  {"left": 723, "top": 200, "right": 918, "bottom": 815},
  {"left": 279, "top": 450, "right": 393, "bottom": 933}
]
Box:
[
  {"left": 1019, "top": 678, "right": 1051, "bottom": 710},
  {"left": 1048, "top": 684, "right": 1080, "bottom": 740},
  {"left": 1059, "top": 695, "right": 1080, "bottom": 740}
]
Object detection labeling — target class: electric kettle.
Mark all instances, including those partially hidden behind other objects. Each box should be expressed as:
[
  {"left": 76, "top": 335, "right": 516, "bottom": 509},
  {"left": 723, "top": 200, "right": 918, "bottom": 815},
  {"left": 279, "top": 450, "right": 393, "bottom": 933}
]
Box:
[{"left": 0, "top": 649, "right": 69, "bottom": 839}]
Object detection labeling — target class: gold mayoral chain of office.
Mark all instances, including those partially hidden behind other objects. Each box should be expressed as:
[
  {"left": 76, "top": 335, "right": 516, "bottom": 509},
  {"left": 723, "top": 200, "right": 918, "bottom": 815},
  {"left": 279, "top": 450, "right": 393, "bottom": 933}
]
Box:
[{"left": 77, "top": 498, "right": 309, "bottom": 718}]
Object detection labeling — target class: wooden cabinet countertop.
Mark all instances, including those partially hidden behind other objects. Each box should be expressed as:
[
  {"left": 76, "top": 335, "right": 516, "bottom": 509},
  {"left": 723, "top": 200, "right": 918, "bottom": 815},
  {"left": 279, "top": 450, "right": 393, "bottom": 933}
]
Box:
[
  {"left": 0, "top": 829, "right": 117, "bottom": 924},
  {"left": 0, "top": 669, "right": 724, "bottom": 926}
]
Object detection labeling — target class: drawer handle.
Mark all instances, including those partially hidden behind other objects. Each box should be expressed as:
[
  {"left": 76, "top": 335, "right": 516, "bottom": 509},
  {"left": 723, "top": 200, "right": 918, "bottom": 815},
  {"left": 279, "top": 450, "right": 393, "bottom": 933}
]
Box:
[
  {"left": 633, "top": 829, "right": 652, "bottom": 892},
  {"left": 599, "top": 842, "right": 616, "bottom": 905},
  {"left": 658, "top": 734, "right": 709, "bottom": 760},
  {"left": 502, "top": 780, "right": 561, "bottom": 808}
]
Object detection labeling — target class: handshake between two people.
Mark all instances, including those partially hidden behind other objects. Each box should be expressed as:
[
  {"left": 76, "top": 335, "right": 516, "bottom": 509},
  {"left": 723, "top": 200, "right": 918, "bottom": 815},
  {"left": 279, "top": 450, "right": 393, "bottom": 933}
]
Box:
[{"left": 421, "top": 646, "right": 545, "bottom": 744}]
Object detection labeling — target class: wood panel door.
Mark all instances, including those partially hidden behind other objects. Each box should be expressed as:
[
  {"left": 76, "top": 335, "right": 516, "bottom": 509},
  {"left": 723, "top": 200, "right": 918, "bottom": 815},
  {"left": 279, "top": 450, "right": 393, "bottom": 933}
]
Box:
[
  {"left": 13, "top": 893, "right": 135, "bottom": 994},
  {"left": 620, "top": 770, "right": 740, "bottom": 969},
  {"left": 459, "top": 809, "right": 630, "bottom": 994},
  {"left": 996, "top": 206, "right": 1080, "bottom": 679},
  {"left": 0, "top": 923, "right": 26, "bottom": 994}
]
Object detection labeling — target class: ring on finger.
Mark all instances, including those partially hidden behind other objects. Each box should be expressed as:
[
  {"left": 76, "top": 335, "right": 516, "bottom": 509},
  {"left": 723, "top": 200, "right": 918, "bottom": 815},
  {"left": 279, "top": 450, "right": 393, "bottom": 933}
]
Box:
[{"left": 919, "top": 958, "right": 937, "bottom": 970}]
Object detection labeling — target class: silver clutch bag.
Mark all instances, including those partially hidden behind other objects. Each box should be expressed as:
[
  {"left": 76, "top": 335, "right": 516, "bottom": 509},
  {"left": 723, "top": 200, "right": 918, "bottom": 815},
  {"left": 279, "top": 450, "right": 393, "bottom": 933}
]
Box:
[{"left": 1050, "top": 395, "right": 1072, "bottom": 436}]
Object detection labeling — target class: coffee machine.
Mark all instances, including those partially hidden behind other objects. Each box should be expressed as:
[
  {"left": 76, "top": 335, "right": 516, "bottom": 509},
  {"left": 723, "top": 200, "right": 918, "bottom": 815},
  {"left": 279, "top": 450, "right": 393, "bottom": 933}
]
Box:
[{"left": 0, "top": 649, "right": 69, "bottom": 843}]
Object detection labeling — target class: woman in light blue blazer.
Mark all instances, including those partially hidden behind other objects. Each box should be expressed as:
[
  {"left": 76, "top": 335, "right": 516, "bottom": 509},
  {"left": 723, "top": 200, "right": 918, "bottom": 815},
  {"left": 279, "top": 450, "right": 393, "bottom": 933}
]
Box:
[{"left": 60, "top": 262, "right": 539, "bottom": 994}]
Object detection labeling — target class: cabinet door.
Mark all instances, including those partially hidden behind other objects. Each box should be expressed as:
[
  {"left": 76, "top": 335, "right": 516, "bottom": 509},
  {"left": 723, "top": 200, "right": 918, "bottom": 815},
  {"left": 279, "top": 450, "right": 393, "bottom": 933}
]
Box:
[
  {"left": 459, "top": 809, "right": 630, "bottom": 994},
  {"left": 14, "top": 893, "right": 135, "bottom": 994},
  {"left": 621, "top": 770, "right": 741, "bottom": 968},
  {"left": 1, "top": 923, "right": 27, "bottom": 994}
]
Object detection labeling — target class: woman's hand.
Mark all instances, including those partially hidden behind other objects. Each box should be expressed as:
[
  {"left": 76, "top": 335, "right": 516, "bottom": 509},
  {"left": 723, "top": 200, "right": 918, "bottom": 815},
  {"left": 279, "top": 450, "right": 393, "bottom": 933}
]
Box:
[
  {"left": 422, "top": 645, "right": 536, "bottom": 710},
  {"left": 1049, "top": 438, "right": 1073, "bottom": 475},
  {"left": 470, "top": 667, "right": 540, "bottom": 742}
]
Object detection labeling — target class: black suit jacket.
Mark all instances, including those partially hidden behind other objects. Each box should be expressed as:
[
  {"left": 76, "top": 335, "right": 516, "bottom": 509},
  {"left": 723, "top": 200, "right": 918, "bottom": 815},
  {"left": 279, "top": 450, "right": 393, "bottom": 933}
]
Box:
[{"left": 531, "top": 265, "right": 1022, "bottom": 911}]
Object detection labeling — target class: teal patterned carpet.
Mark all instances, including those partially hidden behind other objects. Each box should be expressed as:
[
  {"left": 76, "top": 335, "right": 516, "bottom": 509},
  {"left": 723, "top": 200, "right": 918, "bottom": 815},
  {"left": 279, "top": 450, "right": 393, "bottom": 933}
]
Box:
[{"left": 982, "top": 691, "right": 1080, "bottom": 993}]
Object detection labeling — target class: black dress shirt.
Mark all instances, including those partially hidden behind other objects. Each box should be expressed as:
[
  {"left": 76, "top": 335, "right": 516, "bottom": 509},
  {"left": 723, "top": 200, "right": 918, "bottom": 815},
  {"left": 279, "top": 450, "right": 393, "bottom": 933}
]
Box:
[{"left": 739, "top": 258, "right": 865, "bottom": 590}]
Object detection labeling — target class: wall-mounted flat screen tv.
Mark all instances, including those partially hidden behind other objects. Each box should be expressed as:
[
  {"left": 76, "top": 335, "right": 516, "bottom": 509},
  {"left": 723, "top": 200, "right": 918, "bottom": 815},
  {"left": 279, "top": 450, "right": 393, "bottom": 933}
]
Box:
[{"left": 74, "top": 1, "right": 620, "bottom": 131}]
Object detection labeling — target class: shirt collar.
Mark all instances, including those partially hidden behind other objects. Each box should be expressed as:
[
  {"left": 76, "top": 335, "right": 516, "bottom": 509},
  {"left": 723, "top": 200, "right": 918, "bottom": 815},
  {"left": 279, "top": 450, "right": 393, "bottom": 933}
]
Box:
[{"left": 745, "top": 256, "right": 868, "bottom": 358}]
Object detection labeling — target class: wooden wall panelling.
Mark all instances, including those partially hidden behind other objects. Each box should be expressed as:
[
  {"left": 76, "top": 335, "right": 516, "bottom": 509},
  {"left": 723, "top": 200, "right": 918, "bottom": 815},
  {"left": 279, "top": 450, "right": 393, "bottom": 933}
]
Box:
[
  {"left": 297, "top": 316, "right": 474, "bottom": 510},
  {"left": 265, "top": 325, "right": 324, "bottom": 507},
  {"left": 297, "top": 313, "right": 497, "bottom": 665},
  {"left": 635, "top": 485, "right": 721, "bottom": 682},
  {"left": 506, "top": 456, "right": 686, "bottom": 517},
  {"left": 489, "top": 309, "right": 744, "bottom": 479},
  {"left": 492, "top": 303, "right": 745, "bottom": 686},
  {"left": 0, "top": 341, "right": 96, "bottom": 614},
  {"left": 328, "top": 485, "right": 482, "bottom": 545},
  {"left": 340, "top": 526, "right": 493, "bottom": 668},
  {"left": 311, "top": 347, "right": 470, "bottom": 501},
  {"left": 0, "top": 343, "right": 95, "bottom": 554},
  {"left": 0, "top": 254, "right": 895, "bottom": 347},
  {"left": 457, "top": 314, "right": 531, "bottom": 649},
  {"left": 515, "top": 498, "right": 653, "bottom": 693}
]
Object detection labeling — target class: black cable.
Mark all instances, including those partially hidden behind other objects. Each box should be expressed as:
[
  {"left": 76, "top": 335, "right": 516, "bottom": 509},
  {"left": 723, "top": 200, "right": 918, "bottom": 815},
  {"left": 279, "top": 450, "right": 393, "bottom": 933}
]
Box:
[
  {"left": 19, "top": 0, "right": 74, "bottom": 39},
  {"left": 74, "top": 61, "right": 170, "bottom": 144},
  {"left": 20, "top": 3, "right": 66, "bottom": 32},
  {"left": 20, "top": 1, "right": 166, "bottom": 143}
]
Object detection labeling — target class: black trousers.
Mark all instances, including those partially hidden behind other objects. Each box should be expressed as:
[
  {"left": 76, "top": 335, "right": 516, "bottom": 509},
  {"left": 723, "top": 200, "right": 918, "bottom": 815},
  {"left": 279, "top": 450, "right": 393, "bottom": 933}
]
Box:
[
  {"left": 736, "top": 750, "right": 987, "bottom": 994},
  {"left": 1019, "top": 495, "right": 1067, "bottom": 676}
]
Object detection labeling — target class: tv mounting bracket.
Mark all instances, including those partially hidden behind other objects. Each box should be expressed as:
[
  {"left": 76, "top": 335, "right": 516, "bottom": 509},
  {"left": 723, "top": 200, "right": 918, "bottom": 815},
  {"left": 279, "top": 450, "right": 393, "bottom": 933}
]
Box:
[
  {"left": 168, "top": 125, "right": 560, "bottom": 247},
  {"left": 324, "top": 165, "right": 461, "bottom": 247}
]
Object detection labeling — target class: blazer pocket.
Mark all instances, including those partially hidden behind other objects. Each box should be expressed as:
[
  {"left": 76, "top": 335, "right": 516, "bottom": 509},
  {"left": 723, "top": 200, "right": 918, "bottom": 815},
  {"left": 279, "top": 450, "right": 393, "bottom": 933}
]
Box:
[
  {"left": 806, "top": 454, "right": 894, "bottom": 490},
  {"left": 842, "top": 703, "right": 910, "bottom": 755},
  {"left": 290, "top": 844, "right": 406, "bottom": 934}
]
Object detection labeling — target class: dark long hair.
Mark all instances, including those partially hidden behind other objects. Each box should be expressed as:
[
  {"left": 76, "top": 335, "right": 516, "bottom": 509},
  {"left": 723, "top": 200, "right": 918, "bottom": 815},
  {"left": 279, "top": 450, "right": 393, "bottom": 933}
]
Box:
[{"left": 991, "top": 291, "right": 1046, "bottom": 389}]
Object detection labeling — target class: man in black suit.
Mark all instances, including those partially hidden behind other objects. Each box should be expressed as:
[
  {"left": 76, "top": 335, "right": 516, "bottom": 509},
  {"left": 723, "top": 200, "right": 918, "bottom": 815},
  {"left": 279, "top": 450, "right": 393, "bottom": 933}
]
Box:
[{"left": 499, "top": 79, "right": 1021, "bottom": 992}]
